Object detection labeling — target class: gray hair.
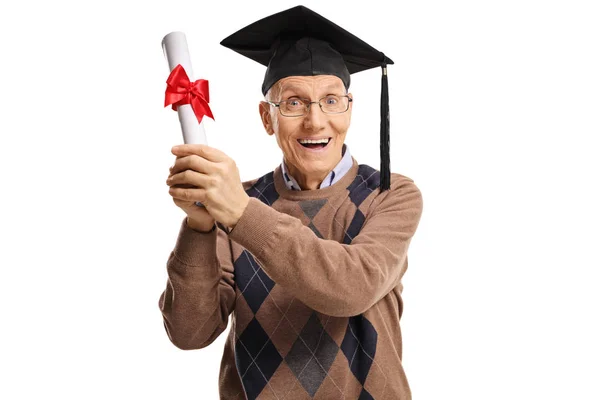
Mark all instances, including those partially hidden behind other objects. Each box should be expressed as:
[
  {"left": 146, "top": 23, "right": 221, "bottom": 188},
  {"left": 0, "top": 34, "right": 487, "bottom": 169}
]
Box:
[{"left": 264, "top": 81, "right": 282, "bottom": 102}]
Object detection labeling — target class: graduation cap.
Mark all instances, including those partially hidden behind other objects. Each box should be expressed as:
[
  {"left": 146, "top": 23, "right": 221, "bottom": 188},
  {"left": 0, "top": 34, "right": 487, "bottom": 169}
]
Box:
[{"left": 220, "top": 5, "right": 394, "bottom": 190}]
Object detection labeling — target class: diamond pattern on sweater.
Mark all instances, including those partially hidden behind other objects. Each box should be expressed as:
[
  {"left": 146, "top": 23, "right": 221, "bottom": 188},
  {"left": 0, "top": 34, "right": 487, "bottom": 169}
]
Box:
[
  {"left": 285, "top": 312, "right": 339, "bottom": 396},
  {"left": 232, "top": 164, "right": 389, "bottom": 399},
  {"left": 346, "top": 165, "right": 379, "bottom": 207},
  {"left": 237, "top": 318, "right": 283, "bottom": 399},
  {"left": 343, "top": 209, "right": 365, "bottom": 245},
  {"left": 235, "top": 250, "right": 275, "bottom": 314},
  {"left": 234, "top": 256, "right": 383, "bottom": 398},
  {"left": 307, "top": 221, "right": 324, "bottom": 239},
  {"left": 340, "top": 165, "right": 380, "bottom": 244},
  {"left": 246, "top": 172, "right": 280, "bottom": 206},
  {"left": 299, "top": 199, "right": 328, "bottom": 239},
  {"left": 235, "top": 319, "right": 282, "bottom": 399},
  {"left": 234, "top": 249, "right": 381, "bottom": 396},
  {"left": 299, "top": 199, "right": 327, "bottom": 219},
  {"left": 341, "top": 315, "right": 378, "bottom": 385}
]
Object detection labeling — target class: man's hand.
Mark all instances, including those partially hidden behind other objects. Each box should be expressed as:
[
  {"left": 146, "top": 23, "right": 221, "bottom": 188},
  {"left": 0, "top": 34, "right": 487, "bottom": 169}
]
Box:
[{"left": 167, "top": 144, "right": 250, "bottom": 230}]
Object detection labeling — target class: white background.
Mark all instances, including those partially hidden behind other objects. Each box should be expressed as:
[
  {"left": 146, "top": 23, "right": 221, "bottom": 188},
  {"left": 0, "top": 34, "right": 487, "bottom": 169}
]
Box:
[{"left": 1, "top": 0, "right": 598, "bottom": 399}]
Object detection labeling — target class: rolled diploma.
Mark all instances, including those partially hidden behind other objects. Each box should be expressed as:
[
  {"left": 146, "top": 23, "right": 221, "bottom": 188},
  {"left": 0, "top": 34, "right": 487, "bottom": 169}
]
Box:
[
  {"left": 162, "top": 31, "right": 207, "bottom": 208},
  {"left": 161, "top": 31, "right": 208, "bottom": 145}
]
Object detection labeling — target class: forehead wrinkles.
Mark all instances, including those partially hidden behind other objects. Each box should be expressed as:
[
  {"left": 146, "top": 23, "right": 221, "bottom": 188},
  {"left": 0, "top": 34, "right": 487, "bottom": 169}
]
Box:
[{"left": 279, "top": 76, "right": 344, "bottom": 97}]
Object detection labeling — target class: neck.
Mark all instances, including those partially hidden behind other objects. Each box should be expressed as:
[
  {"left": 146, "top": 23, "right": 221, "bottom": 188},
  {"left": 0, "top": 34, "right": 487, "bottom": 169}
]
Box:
[
  {"left": 283, "top": 145, "right": 345, "bottom": 190},
  {"left": 285, "top": 163, "right": 327, "bottom": 190},
  {"left": 274, "top": 156, "right": 359, "bottom": 200}
]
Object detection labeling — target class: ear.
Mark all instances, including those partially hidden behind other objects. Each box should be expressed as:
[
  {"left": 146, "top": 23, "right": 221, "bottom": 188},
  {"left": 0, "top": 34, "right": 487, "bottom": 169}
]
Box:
[{"left": 259, "top": 101, "right": 274, "bottom": 136}]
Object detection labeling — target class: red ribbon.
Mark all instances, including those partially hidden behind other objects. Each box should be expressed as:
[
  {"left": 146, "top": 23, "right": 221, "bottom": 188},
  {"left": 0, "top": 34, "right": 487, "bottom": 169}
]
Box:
[{"left": 164, "top": 64, "right": 214, "bottom": 124}]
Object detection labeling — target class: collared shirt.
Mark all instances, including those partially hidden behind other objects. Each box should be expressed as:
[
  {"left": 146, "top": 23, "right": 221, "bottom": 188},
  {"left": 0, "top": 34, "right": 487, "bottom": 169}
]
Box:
[{"left": 281, "top": 143, "right": 352, "bottom": 190}]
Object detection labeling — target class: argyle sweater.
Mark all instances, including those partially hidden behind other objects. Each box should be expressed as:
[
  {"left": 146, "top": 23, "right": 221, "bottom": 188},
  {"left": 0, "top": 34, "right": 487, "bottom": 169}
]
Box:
[{"left": 158, "top": 156, "right": 424, "bottom": 399}]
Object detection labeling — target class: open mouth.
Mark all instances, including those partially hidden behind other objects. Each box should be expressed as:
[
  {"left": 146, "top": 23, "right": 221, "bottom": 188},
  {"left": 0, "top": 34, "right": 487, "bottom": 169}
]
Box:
[{"left": 297, "top": 137, "right": 331, "bottom": 149}]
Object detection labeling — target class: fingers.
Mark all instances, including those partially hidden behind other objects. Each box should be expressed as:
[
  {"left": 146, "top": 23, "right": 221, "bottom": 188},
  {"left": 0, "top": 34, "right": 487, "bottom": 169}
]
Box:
[
  {"left": 167, "top": 145, "right": 231, "bottom": 205},
  {"left": 169, "top": 185, "right": 207, "bottom": 203},
  {"left": 171, "top": 144, "right": 228, "bottom": 162},
  {"left": 170, "top": 154, "right": 212, "bottom": 176},
  {"left": 167, "top": 169, "right": 212, "bottom": 189}
]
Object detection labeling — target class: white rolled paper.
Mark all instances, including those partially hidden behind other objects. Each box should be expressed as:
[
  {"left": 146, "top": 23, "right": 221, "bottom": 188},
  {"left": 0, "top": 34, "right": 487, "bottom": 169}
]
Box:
[
  {"left": 162, "top": 31, "right": 208, "bottom": 145},
  {"left": 162, "top": 31, "right": 208, "bottom": 208}
]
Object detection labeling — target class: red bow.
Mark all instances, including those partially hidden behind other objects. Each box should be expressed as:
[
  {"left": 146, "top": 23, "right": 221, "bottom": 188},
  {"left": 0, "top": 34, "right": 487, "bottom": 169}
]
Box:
[{"left": 164, "top": 64, "right": 214, "bottom": 124}]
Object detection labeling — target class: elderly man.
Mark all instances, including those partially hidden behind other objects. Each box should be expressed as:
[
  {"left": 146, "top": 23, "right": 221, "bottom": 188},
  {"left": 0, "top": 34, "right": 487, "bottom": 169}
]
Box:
[{"left": 159, "top": 5, "right": 423, "bottom": 400}]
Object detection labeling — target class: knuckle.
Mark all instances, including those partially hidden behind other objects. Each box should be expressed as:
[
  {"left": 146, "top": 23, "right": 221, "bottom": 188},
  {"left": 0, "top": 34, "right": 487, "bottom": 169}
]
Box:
[
  {"left": 207, "top": 175, "right": 218, "bottom": 187},
  {"left": 189, "top": 154, "right": 200, "bottom": 165},
  {"left": 215, "top": 163, "right": 227, "bottom": 175},
  {"left": 188, "top": 156, "right": 200, "bottom": 172}
]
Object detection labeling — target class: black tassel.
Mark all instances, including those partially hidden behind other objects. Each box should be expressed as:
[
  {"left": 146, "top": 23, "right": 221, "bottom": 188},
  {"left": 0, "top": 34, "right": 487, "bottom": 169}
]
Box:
[{"left": 380, "top": 64, "right": 391, "bottom": 191}]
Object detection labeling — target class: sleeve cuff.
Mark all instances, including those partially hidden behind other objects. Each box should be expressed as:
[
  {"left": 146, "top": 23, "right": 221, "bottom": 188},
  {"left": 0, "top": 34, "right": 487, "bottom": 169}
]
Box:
[{"left": 172, "top": 217, "right": 218, "bottom": 266}]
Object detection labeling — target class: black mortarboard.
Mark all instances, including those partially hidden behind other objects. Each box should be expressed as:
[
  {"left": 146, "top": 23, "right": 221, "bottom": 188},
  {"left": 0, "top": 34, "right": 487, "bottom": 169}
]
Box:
[{"left": 220, "top": 5, "right": 394, "bottom": 190}]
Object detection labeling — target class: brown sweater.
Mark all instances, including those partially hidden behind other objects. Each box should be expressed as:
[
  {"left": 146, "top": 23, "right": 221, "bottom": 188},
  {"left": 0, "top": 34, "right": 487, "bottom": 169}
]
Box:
[{"left": 158, "top": 156, "right": 423, "bottom": 399}]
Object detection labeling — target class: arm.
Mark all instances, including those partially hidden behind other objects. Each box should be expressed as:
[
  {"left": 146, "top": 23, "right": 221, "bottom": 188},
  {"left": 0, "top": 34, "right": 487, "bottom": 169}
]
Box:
[
  {"left": 158, "top": 217, "right": 236, "bottom": 350},
  {"left": 228, "top": 177, "right": 423, "bottom": 317}
]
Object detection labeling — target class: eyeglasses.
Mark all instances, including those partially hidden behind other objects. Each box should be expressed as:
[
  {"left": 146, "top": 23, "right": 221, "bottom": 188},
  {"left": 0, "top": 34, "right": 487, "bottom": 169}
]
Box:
[{"left": 267, "top": 95, "right": 352, "bottom": 117}]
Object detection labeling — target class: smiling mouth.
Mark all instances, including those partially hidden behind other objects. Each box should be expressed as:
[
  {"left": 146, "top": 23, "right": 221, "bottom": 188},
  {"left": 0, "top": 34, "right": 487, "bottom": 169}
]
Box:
[{"left": 297, "top": 138, "right": 331, "bottom": 149}]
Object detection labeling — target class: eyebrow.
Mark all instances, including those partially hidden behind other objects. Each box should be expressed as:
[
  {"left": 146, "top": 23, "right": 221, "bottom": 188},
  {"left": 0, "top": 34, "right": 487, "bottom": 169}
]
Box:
[{"left": 280, "top": 83, "right": 344, "bottom": 97}]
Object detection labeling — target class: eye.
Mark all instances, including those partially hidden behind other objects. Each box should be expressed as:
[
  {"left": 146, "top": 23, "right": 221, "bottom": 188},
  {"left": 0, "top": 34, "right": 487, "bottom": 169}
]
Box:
[
  {"left": 324, "top": 96, "right": 339, "bottom": 105},
  {"left": 286, "top": 99, "right": 304, "bottom": 108}
]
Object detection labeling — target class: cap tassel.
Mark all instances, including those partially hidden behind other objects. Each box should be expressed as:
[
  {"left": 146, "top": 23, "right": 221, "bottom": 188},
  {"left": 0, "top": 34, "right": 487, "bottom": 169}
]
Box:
[{"left": 380, "top": 64, "right": 391, "bottom": 191}]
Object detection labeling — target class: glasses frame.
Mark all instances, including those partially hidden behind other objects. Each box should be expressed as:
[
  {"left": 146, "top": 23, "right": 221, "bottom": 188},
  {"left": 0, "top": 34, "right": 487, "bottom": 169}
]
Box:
[{"left": 267, "top": 95, "right": 353, "bottom": 117}]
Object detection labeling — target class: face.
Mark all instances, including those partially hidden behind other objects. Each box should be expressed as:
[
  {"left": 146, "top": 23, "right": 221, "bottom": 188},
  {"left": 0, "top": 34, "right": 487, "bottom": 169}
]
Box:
[{"left": 259, "top": 75, "right": 352, "bottom": 188}]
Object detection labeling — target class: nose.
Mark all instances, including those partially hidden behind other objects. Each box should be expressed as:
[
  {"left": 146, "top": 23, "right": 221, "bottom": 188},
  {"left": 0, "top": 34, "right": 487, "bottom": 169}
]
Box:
[{"left": 302, "top": 102, "right": 325, "bottom": 132}]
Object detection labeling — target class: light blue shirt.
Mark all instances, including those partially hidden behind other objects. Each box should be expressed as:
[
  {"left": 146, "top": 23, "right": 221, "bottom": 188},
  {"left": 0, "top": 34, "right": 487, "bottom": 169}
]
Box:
[{"left": 281, "top": 143, "right": 353, "bottom": 190}]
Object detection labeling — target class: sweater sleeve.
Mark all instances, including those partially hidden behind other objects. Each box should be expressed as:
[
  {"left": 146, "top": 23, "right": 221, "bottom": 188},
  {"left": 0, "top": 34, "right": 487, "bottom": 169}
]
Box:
[
  {"left": 227, "top": 177, "right": 423, "bottom": 317},
  {"left": 158, "top": 217, "right": 236, "bottom": 350}
]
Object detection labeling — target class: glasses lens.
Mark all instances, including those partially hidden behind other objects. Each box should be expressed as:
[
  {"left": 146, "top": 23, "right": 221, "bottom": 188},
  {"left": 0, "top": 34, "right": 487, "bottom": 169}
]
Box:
[
  {"left": 280, "top": 99, "right": 306, "bottom": 116},
  {"left": 321, "top": 95, "right": 348, "bottom": 114}
]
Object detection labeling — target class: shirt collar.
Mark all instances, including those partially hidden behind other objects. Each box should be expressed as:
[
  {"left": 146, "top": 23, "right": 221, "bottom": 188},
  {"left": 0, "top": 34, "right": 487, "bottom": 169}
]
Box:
[{"left": 281, "top": 143, "right": 352, "bottom": 191}]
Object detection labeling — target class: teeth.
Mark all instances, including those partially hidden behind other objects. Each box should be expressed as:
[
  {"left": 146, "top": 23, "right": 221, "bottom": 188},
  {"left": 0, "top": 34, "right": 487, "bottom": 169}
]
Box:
[{"left": 298, "top": 138, "right": 330, "bottom": 144}]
